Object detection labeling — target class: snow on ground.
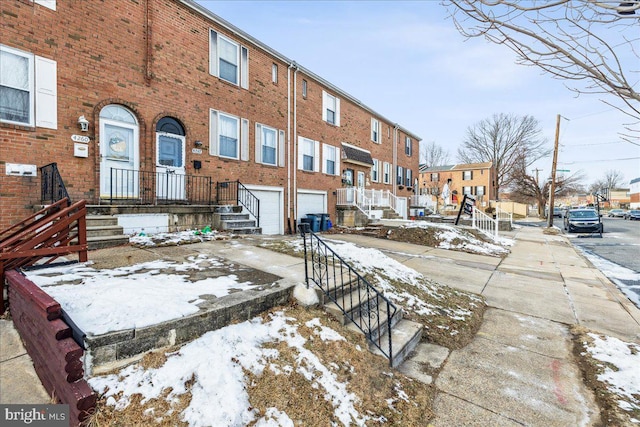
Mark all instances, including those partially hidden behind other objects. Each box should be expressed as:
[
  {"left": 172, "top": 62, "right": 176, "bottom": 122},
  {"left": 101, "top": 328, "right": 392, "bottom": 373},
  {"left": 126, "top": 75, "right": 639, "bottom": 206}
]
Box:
[
  {"left": 584, "top": 333, "right": 640, "bottom": 418},
  {"left": 575, "top": 246, "right": 640, "bottom": 308},
  {"left": 89, "top": 310, "right": 372, "bottom": 427},
  {"left": 279, "top": 237, "right": 480, "bottom": 322},
  {"left": 403, "top": 221, "right": 513, "bottom": 256},
  {"left": 24, "top": 255, "right": 255, "bottom": 335},
  {"left": 130, "top": 229, "right": 227, "bottom": 246}
]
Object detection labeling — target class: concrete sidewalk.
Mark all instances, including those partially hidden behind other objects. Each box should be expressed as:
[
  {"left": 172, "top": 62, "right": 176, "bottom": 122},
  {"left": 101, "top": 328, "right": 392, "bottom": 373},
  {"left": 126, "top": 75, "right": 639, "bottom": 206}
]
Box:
[
  {"left": 2, "top": 225, "right": 640, "bottom": 425},
  {"left": 330, "top": 225, "right": 640, "bottom": 426}
]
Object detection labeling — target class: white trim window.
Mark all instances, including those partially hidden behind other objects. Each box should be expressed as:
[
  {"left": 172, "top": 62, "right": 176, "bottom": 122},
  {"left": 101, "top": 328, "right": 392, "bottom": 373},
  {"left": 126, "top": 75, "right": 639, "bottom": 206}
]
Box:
[
  {"left": 302, "top": 79, "right": 308, "bottom": 98},
  {"left": 298, "top": 137, "right": 320, "bottom": 172},
  {"left": 463, "top": 186, "right": 473, "bottom": 195},
  {"left": 210, "top": 109, "right": 248, "bottom": 160},
  {"left": 322, "top": 144, "right": 340, "bottom": 176},
  {"left": 272, "top": 63, "right": 278, "bottom": 84},
  {"left": 463, "top": 170, "right": 473, "bottom": 180},
  {"left": 0, "top": 45, "right": 57, "bottom": 129},
  {"left": 371, "top": 159, "right": 380, "bottom": 182},
  {"left": 210, "top": 30, "right": 248, "bottom": 89},
  {"left": 255, "top": 123, "right": 284, "bottom": 166},
  {"left": 383, "top": 162, "right": 391, "bottom": 184},
  {"left": 322, "top": 90, "right": 340, "bottom": 126},
  {"left": 371, "top": 118, "right": 380, "bottom": 143},
  {"left": 475, "top": 186, "right": 485, "bottom": 197},
  {"left": 430, "top": 173, "right": 439, "bottom": 182},
  {"left": 405, "top": 168, "right": 412, "bottom": 187},
  {"left": 405, "top": 136, "right": 412, "bottom": 156},
  {"left": 397, "top": 166, "right": 404, "bottom": 185}
]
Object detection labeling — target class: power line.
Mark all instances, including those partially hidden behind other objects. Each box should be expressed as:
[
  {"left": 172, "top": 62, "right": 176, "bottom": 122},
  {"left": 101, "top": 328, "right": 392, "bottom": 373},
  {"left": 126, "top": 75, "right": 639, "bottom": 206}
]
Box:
[{"left": 559, "top": 156, "right": 640, "bottom": 164}]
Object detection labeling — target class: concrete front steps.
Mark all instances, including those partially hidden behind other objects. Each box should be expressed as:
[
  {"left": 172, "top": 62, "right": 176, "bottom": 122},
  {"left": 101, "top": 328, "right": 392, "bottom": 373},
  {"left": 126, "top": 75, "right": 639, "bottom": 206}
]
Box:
[
  {"left": 317, "top": 273, "right": 422, "bottom": 368},
  {"left": 86, "top": 215, "right": 129, "bottom": 250},
  {"left": 217, "top": 212, "right": 261, "bottom": 234}
]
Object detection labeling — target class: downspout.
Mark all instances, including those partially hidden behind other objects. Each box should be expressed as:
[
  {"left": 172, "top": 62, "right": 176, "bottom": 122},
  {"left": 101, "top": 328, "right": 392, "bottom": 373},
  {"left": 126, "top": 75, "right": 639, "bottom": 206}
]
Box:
[
  {"left": 292, "top": 63, "right": 299, "bottom": 227},
  {"left": 287, "top": 63, "right": 293, "bottom": 233},
  {"left": 393, "top": 124, "right": 399, "bottom": 196},
  {"left": 144, "top": 0, "right": 153, "bottom": 85}
]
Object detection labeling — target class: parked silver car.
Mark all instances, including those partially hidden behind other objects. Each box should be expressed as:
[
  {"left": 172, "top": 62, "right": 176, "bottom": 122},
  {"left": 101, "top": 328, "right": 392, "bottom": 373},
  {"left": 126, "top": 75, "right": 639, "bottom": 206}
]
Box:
[{"left": 607, "top": 209, "right": 626, "bottom": 218}]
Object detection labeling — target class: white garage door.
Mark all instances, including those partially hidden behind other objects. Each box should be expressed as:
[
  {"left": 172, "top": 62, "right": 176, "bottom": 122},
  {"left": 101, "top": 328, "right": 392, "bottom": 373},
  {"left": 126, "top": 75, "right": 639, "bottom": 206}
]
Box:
[
  {"left": 297, "top": 190, "right": 327, "bottom": 223},
  {"left": 245, "top": 186, "right": 283, "bottom": 235}
]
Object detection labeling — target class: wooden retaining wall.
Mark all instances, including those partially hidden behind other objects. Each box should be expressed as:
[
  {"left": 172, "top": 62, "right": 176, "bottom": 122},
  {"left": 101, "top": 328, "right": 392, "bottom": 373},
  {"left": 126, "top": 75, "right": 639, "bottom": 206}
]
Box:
[{"left": 6, "top": 270, "right": 96, "bottom": 426}]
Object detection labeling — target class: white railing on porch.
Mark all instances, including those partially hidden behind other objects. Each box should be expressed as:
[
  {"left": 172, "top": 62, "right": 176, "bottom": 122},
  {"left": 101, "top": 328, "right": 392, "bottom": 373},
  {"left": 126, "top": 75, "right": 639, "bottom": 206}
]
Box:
[
  {"left": 472, "top": 206, "right": 499, "bottom": 240},
  {"left": 496, "top": 206, "right": 513, "bottom": 227},
  {"left": 410, "top": 195, "right": 436, "bottom": 211},
  {"left": 336, "top": 188, "right": 406, "bottom": 219}
]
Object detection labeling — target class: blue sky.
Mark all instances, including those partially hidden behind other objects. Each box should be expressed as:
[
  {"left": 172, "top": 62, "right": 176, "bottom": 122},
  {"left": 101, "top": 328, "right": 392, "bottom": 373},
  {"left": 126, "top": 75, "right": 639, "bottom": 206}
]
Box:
[{"left": 197, "top": 1, "right": 639, "bottom": 188}]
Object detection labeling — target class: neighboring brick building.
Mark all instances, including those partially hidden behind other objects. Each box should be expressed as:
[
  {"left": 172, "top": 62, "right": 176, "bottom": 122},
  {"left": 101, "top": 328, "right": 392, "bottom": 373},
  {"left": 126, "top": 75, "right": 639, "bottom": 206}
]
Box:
[
  {"left": 0, "top": 0, "right": 420, "bottom": 234},
  {"left": 418, "top": 162, "right": 495, "bottom": 211}
]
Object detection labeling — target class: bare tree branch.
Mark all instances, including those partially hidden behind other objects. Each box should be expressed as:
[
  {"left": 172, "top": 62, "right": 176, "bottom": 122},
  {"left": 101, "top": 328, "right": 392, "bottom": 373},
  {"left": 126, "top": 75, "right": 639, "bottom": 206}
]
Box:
[
  {"left": 445, "top": 0, "right": 640, "bottom": 138},
  {"left": 420, "top": 141, "right": 451, "bottom": 167}
]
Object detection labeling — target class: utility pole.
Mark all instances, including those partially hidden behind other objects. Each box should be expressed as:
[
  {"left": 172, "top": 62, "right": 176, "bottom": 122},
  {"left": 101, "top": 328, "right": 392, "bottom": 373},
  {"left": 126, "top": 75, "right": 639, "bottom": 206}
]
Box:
[
  {"left": 547, "top": 114, "right": 561, "bottom": 228},
  {"left": 532, "top": 168, "right": 542, "bottom": 185}
]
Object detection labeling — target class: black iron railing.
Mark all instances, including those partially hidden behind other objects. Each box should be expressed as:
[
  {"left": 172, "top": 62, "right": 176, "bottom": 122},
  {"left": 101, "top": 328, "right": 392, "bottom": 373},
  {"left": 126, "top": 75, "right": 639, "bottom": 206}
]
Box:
[
  {"left": 40, "top": 163, "right": 70, "bottom": 205},
  {"left": 108, "top": 168, "right": 214, "bottom": 205},
  {"left": 216, "top": 180, "right": 260, "bottom": 227},
  {"left": 299, "top": 225, "right": 397, "bottom": 365}
]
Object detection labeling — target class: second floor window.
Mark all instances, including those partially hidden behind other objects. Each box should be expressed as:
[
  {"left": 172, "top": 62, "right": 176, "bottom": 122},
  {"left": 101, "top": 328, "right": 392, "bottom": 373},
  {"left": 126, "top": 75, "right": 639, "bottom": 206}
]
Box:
[
  {"left": 210, "top": 30, "right": 248, "bottom": 89},
  {"left": 405, "top": 136, "right": 412, "bottom": 156},
  {"left": 371, "top": 118, "right": 380, "bottom": 143},
  {"left": 430, "top": 173, "right": 439, "bottom": 182},
  {"left": 210, "top": 109, "right": 247, "bottom": 160},
  {"left": 476, "top": 186, "right": 485, "bottom": 196},
  {"left": 298, "top": 137, "right": 319, "bottom": 172},
  {"left": 322, "top": 91, "right": 340, "bottom": 126},
  {"left": 406, "top": 169, "right": 412, "bottom": 187},
  {"left": 383, "top": 162, "right": 391, "bottom": 184},
  {"left": 463, "top": 170, "right": 473, "bottom": 180},
  {"left": 397, "top": 166, "right": 404, "bottom": 185},
  {"left": 371, "top": 159, "right": 379, "bottom": 182},
  {"left": 323, "top": 144, "right": 339, "bottom": 175}
]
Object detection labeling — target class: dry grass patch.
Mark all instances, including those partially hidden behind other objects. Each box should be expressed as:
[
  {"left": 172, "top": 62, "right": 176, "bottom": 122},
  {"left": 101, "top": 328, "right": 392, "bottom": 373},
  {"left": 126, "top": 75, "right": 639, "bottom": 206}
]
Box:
[
  {"left": 247, "top": 306, "right": 435, "bottom": 426},
  {"left": 571, "top": 325, "right": 639, "bottom": 427}
]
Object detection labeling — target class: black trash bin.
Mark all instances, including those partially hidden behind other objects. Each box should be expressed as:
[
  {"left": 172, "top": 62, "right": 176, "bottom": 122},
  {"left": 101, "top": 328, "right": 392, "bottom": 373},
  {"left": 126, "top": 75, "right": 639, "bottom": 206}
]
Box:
[
  {"left": 299, "top": 218, "right": 312, "bottom": 233},
  {"left": 306, "top": 214, "right": 321, "bottom": 232}
]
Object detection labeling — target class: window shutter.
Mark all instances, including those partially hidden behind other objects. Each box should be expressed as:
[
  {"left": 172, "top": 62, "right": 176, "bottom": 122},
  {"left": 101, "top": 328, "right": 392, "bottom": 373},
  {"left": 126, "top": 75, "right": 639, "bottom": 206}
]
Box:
[
  {"left": 241, "top": 118, "right": 249, "bottom": 161},
  {"left": 278, "top": 130, "right": 285, "bottom": 167},
  {"left": 334, "top": 148, "right": 340, "bottom": 176},
  {"left": 322, "top": 144, "right": 328, "bottom": 174},
  {"left": 240, "top": 46, "right": 249, "bottom": 89},
  {"left": 470, "top": 171, "right": 474, "bottom": 180},
  {"left": 314, "top": 140, "right": 320, "bottom": 172},
  {"left": 335, "top": 97, "right": 341, "bottom": 126},
  {"left": 322, "top": 91, "right": 328, "bottom": 122},
  {"left": 35, "top": 56, "right": 57, "bottom": 129},
  {"left": 255, "top": 123, "right": 262, "bottom": 163},
  {"left": 209, "top": 110, "right": 218, "bottom": 156},
  {"left": 297, "top": 136, "right": 304, "bottom": 171},
  {"left": 209, "top": 30, "right": 218, "bottom": 76}
]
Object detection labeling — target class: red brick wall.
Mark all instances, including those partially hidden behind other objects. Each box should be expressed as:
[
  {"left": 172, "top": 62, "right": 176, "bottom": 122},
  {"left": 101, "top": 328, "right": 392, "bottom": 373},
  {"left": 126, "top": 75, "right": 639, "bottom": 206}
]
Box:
[{"left": 1, "top": 0, "right": 419, "bottom": 231}]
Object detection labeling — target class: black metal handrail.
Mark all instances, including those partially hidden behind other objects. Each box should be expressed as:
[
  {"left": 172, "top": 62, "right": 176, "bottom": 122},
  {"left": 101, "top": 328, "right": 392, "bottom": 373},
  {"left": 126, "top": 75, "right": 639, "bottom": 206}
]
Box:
[
  {"left": 216, "top": 180, "right": 260, "bottom": 227},
  {"left": 108, "top": 168, "right": 214, "bottom": 205},
  {"left": 40, "top": 163, "right": 70, "bottom": 205},
  {"left": 299, "top": 225, "right": 397, "bottom": 365}
]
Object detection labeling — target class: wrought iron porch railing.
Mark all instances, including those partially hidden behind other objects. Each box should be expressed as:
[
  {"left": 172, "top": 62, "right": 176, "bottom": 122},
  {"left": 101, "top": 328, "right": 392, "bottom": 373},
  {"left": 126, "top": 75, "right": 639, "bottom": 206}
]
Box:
[
  {"left": 40, "top": 163, "right": 70, "bottom": 205},
  {"left": 336, "top": 188, "right": 407, "bottom": 219},
  {"left": 299, "top": 224, "right": 397, "bottom": 365},
  {"left": 216, "top": 180, "right": 260, "bottom": 227},
  {"left": 107, "top": 168, "right": 214, "bottom": 205}
]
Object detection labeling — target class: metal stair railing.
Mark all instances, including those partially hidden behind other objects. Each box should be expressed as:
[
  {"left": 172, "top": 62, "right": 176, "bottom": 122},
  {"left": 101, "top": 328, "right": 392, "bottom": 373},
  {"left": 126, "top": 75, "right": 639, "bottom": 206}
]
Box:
[
  {"left": 216, "top": 180, "right": 260, "bottom": 227},
  {"left": 40, "top": 163, "right": 71, "bottom": 205},
  {"left": 299, "top": 224, "right": 397, "bottom": 365},
  {"left": 496, "top": 206, "right": 513, "bottom": 228}
]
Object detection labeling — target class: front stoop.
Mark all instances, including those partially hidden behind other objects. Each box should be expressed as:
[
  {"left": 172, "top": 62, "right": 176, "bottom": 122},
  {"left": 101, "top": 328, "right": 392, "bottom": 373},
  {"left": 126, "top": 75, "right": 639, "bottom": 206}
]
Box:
[
  {"left": 318, "top": 275, "right": 423, "bottom": 368},
  {"left": 86, "top": 215, "right": 129, "bottom": 250},
  {"left": 214, "top": 210, "right": 261, "bottom": 234}
]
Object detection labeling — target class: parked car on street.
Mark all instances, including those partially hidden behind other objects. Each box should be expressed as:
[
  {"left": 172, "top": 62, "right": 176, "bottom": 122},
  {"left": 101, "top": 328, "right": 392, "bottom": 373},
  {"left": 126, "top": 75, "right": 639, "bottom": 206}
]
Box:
[
  {"left": 624, "top": 210, "right": 640, "bottom": 220},
  {"left": 607, "top": 209, "right": 626, "bottom": 218},
  {"left": 564, "top": 208, "right": 603, "bottom": 233}
]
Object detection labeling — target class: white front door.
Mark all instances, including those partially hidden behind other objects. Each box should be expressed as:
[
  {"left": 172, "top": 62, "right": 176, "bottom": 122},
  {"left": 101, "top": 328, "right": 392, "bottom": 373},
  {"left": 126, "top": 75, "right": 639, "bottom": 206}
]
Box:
[
  {"left": 156, "top": 132, "right": 186, "bottom": 200},
  {"left": 100, "top": 118, "right": 139, "bottom": 199}
]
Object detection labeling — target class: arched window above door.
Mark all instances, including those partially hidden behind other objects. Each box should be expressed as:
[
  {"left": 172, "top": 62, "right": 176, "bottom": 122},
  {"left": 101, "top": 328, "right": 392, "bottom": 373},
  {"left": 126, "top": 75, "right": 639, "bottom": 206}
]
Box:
[
  {"left": 100, "top": 105, "right": 137, "bottom": 124},
  {"left": 156, "top": 117, "right": 185, "bottom": 136}
]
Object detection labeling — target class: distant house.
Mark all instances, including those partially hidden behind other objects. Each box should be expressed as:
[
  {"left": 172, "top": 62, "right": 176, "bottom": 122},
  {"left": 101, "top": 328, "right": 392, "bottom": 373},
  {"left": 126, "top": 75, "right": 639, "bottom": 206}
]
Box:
[
  {"left": 418, "top": 162, "right": 495, "bottom": 210},
  {"left": 630, "top": 178, "right": 640, "bottom": 209}
]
